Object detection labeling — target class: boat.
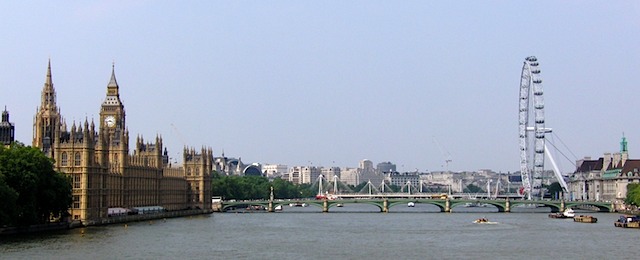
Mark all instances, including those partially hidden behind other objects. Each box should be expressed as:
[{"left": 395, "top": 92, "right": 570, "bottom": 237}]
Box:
[
  {"left": 274, "top": 205, "right": 283, "bottom": 211},
  {"left": 464, "top": 202, "right": 489, "bottom": 208},
  {"left": 336, "top": 203, "right": 344, "bottom": 207},
  {"left": 289, "top": 202, "right": 308, "bottom": 207},
  {"left": 614, "top": 215, "right": 640, "bottom": 228},
  {"left": 563, "top": 208, "right": 575, "bottom": 218},
  {"left": 548, "top": 208, "right": 575, "bottom": 219},
  {"left": 407, "top": 202, "right": 415, "bottom": 207},
  {"left": 573, "top": 215, "right": 598, "bottom": 223},
  {"left": 245, "top": 205, "right": 266, "bottom": 211},
  {"left": 473, "top": 218, "right": 498, "bottom": 224}
]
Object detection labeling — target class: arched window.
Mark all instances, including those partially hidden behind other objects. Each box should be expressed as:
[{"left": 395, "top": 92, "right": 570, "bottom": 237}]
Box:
[
  {"left": 74, "top": 152, "right": 81, "bottom": 166},
  {"left": 61, "top": 152, "right": 68, "bottom": 166}
]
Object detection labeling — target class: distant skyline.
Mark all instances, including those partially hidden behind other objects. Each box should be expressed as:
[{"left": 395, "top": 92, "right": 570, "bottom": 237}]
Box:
[{"left": 1, "top": 1, "right": 638, "bottom": 173}]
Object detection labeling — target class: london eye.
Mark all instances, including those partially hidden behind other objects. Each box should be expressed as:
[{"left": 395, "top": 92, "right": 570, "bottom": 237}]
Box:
[{"left": 518, "top": 56, "right": 546, "bottom": 200}]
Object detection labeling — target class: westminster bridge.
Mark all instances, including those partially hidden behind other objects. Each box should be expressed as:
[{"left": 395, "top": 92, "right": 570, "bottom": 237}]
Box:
[{"left": 220, "top": 194, "right": 615, "bottom": 213}]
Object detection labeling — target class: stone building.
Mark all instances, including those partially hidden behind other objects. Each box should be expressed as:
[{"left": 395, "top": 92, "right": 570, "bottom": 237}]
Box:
[
  {"left": 568, "top": 136, "right": 640, "bottom": 206},
  {"left": 32, "top": 61, "right": 212, "bottom": 224},
  {"left": 0, "top": 107, "right": 14, "bottom": 146}
]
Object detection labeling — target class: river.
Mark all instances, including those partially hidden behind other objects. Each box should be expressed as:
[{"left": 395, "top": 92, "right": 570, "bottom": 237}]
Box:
[{"left": 1, "top": 204, "right": 637, "bottom": 259}]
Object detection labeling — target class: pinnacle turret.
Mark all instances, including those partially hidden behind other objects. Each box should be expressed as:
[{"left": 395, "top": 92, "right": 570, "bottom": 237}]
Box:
[{"left": 41, "top": 59, "right": 57, "bottom": 109}]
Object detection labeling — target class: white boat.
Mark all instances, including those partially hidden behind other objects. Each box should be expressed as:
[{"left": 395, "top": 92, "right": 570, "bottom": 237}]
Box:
[
  {"left": 336, "top": 203, "right": 344, "bottom": 207},
  {"left": 563, "top": 208, "right": 575, "bottom": 218},
  {"left": 463, "top": 202, "right": 489, "bottom": 208},
  {"left": 407, "top": 202, "right": 415, "bottom": 207},
  {"left": 274, "top": 205, "right": 283, "bottom": 211}
]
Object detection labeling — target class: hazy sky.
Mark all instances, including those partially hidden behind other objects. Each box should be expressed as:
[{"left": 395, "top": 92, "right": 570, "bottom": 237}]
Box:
[{"left": 1, "top": 1, "right": 638, "bottom": 173}]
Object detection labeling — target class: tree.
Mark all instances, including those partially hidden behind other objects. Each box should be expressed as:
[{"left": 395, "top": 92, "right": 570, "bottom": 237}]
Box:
[
  {"left": 0, "top": 143, "right": 72, "bottom": 226},
  {"left": 464, "top": 184, "right": 482, "bottom": 193},
  {"left": 547, "top": 182, "right": 563, "bottom": 199},
  {"left": 211, "top": 173, "right": 315, "bottom": 200},
  {"left": 625, "top": 183, "right": 640, "bottom": 206},
  {"left": 0, "top": 172, "right": 18, "bottom": 226}
]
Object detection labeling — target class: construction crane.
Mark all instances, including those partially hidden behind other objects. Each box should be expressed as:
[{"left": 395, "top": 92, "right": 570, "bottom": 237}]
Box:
[
  {"left": 433, "top": 136, "right": 452, "bottom": 171},
  {"left": 170, "top": 123, "right": 187, "bottom": 146},
  {"left": 169, "top": 123, "right": 187, "bottom": 165}
]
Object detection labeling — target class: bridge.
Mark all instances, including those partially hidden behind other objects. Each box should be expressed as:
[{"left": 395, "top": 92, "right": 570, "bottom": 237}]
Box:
[{"left": 220, "top": 197, "right": 615, "bottom": 213}]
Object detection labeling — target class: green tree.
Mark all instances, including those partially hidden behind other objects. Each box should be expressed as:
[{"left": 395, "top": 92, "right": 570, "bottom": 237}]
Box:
[
  {"left": 547, "top": 182, "right": 564, "bottom": 199},
  {"left": 464, "top": 184, "right": 483, "bottom": 193},
  {"left": 211, "top": 174, "right": 315, "bottom": 200},
  {"left": 625, "top": 183, "right": 640, "bottom": 206},
  {"left": 0, "top": 171, "right": 19, "bottom": 226},
  {"left": 0, "top": 143, "right": 72, "bottom": 226}
]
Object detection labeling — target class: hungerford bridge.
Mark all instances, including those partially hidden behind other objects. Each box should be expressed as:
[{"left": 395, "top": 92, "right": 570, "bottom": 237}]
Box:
[
  {"left": 220, "top": 192, "right": 615, "bottom": 213},
  {"left": 221, "top": 175, "right": 615, "bottom": 213}
]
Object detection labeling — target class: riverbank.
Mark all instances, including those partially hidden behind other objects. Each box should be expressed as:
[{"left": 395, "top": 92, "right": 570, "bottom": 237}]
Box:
[{"left": 0, "top": 209, "right": 213, "bottom": 236}]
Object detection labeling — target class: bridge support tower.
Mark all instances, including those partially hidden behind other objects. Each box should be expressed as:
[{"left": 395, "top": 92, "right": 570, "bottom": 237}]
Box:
[{"left": 560, "top": 200, "right": 565, "bottom": 212}]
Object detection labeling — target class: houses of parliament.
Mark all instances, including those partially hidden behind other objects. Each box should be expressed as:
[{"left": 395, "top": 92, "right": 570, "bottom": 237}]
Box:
[{"left": 32, "top": 60, "right": 212, "bottom": 224}]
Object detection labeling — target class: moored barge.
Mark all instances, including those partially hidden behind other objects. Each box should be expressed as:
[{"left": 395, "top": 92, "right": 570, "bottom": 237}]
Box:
[{"left": 573, "top": 215, "right": 598, "bottom": 223}]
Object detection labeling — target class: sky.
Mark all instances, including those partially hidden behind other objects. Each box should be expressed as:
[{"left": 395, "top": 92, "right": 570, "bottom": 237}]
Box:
[{"left": 0, "top": 1, "right": 638, "bottom": 173}]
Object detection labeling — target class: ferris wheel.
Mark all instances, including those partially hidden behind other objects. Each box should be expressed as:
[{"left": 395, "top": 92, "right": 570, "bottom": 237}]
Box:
[{"left": 518, "top": 56, "right": 547, "bottom": 200}]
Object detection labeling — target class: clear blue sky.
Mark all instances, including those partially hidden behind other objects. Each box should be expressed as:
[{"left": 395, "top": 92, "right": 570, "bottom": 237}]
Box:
[{"left": 1, "top": 1, "right": 638, "bottom": 173}]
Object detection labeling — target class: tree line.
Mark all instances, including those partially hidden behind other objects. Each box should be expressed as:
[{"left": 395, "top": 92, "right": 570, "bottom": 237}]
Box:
[
  {"left": 0, "top": 143, "right": 72, "bottom": 227},
  {"left": 211, "top": 172, "right": 315, "bottom": 200}
]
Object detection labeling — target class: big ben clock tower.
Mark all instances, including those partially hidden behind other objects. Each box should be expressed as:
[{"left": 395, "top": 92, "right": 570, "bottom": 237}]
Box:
[{"left": 98, "top": 64, "right": 128, "bottom": 168}]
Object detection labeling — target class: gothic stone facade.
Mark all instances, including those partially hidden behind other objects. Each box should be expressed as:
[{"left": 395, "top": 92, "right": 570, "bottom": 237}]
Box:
[{"left": 33, "top": 61, "right": 212, "bottom": 224}]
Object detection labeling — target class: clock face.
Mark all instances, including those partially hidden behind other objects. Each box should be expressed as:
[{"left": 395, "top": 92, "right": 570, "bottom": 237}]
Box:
[{"left": 104, "top": 116, "right": 116, "bottom": 128}]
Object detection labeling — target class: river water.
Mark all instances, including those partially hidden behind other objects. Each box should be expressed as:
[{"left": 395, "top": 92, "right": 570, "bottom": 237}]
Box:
[{"left": 1, "top": 204, "right": 638, "bottom": 259}]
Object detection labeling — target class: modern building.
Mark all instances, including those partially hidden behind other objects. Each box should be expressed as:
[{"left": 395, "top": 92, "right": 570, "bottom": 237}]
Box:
[
  {"left": 262, "top": 164, "right": 288, "bottom": 178},
  {"left": 321, "top": 166, "right": 340, "bottom": 181},
  {"left": 385, "top": 172, "right": 420, "bottom": 191},
  {"left": 32, "top": 61, "right": 212, "bottom": 224},
  {"left": 568, "top": 136, "right": 639, "bottom": 206},
  {"left": 0, "top": 107, "right": 14, "bottom": 146},
  {"left": 339, "top": 167, "right": 360, "bottom": 186},
  {"left": 287, "top": 166, "right": 321, "bottom": 184},
  {"left": 359, "top": 159, "right": 384, "bottom": 185},
  {"left": 376, "top": 161, "right": 396, "bottom": 175}
]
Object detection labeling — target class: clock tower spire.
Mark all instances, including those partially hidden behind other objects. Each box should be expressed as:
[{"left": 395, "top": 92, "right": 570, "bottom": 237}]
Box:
[
  {"left": 99, "top": 63, "right": 127, "bottom": 151},
  {"left": 100, "top": 63, "right": 125, "bottom": 130}
]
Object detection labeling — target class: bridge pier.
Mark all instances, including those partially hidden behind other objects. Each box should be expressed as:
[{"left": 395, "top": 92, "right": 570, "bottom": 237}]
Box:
[
  {"left": 323, "top": 199, "right": 328, "bottom": 213},
  {"left": 268, "top": 186, "right": 275, "bottom": 212},
  {"left": 560, "top": 200, "right": 565, "bottom": 212},
  {"left": 505, "top": 199, "right": 510, "bottom": 213},
  {"left": 383, "top": 199, "right": 389, "bottom": 213},
  {"left": 445, "top": 198, "right": 450, "bottom": 212}
]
